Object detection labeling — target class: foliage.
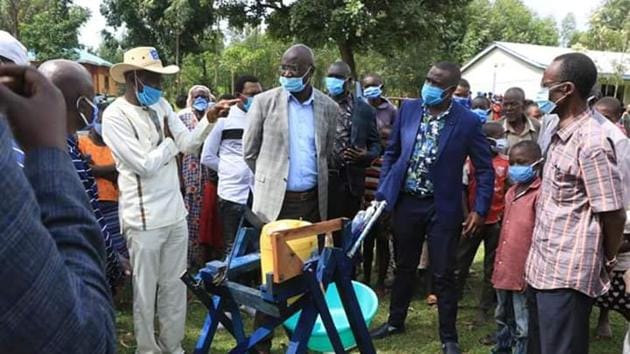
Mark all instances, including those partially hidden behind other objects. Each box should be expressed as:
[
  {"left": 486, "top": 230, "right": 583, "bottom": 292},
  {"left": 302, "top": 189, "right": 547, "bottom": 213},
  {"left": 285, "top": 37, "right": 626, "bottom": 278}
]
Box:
[
  {"left": 559, "top": 13, "right": 578, "bottom": 47},
  {"left": 454, "top": 0, "right": 559, "bottom": 63},
  {"left": 219, "top": 0, "right": 469, "bottom": 77},
  {"left": 19, "top": 0, "right": 89, "bottom": 61},
  {"left": 0, "top": 0, "right": 48, "bottom": 40},
  {"left": 575, "top": 0, "right": 629, "bottom": 52}
]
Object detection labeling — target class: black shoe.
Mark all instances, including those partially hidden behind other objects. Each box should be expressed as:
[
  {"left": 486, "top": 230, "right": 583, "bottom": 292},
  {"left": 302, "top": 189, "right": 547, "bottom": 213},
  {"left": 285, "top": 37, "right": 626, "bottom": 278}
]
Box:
[
  {"left": 442, "top": 342, "right": 462, "bottom": 354},
  {"left": 369, "top": 322, "right": 405, "bottom": 340}
]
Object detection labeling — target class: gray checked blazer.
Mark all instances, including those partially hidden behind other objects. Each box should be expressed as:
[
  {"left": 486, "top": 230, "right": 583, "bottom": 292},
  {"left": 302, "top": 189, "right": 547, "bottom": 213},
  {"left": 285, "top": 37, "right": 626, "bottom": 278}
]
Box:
[{"left": 243, "top": 86, "right": 338, "bottom": 223}]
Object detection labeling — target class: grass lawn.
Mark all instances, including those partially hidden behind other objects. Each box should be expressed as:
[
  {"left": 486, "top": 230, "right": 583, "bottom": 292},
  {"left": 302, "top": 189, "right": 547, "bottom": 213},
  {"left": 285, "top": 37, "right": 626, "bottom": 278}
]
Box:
[{"left": 116, "top": 246, "right": 626, "bottom": 353}]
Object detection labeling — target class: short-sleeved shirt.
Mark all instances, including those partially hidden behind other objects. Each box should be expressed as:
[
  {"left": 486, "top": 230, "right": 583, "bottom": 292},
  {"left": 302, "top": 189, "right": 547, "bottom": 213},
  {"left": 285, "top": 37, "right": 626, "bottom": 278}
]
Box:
[
  {"left": 78, "top": 135, "right": 118, "bottom": 202},
  {"left": 465, "top": 154, "right": 509, "bottom": 224},
  {"left": 525, "top": 110, "right": 624, "bottom": 298},
  {"left": 374, "top": 99, "right": 397, "bottom": 133},
  {"left": 493, "top": 178, "right": 540, "bottom": 291},
  {"left": 498, "top": 115, "right": 540, "bottom": 149},
  {"left": 404, "top": 104, "right": 451, "bottom": 196}
]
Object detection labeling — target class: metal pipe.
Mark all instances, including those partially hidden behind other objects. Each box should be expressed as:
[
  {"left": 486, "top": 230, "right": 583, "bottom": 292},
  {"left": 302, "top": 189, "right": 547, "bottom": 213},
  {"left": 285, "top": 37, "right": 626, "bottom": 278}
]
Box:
[{"left": 347, "top": 201, "right": 387, "bottom": 258}]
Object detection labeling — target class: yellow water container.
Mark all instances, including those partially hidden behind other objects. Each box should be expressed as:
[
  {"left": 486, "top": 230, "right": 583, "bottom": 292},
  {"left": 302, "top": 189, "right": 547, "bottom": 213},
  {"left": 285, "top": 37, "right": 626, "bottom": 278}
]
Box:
[{"left": 260, "top": 219, "right": 318, "bottom": 285}]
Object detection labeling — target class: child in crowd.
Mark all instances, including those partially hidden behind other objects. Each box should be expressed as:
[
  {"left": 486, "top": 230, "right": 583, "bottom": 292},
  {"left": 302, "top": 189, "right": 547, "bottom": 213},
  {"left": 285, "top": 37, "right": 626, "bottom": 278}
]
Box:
[
  {"left": 471, "top": 96, "right": 491, "bottom": 123},
  {"left": 458, "top": 122, "right": 509, "bottom": 323},
  {"left": 491, "top": 140, "right": 543, "bottom": 354}
]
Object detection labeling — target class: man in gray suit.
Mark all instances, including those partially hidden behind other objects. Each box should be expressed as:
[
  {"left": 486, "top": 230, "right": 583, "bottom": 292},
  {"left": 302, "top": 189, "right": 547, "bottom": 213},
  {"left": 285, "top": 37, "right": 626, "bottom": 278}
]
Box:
[
  {"left": 244, "top": 44, "right": 338, "bottom": 225},
  {"left": 243, "top": 43, "right": 338, "bottom": 353}
]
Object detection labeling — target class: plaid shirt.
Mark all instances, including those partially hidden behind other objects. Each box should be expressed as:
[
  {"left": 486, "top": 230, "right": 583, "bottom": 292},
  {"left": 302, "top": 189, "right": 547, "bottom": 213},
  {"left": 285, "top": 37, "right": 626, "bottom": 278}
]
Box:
[
  {"left": 404, "top": 104, "right": 451, "bottom": 196},
  {"left": 526, "top": 110, "right": 624, "bottom": 297},
  {"left": 0, "top": 120, "right": 115, "bottom": 352}
]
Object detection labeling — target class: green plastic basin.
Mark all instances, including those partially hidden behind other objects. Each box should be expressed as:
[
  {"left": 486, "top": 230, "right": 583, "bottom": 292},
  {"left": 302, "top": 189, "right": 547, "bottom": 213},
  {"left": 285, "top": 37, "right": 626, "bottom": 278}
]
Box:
[{"left": 283, "top": 281, "right": 378, "bottom": 352}]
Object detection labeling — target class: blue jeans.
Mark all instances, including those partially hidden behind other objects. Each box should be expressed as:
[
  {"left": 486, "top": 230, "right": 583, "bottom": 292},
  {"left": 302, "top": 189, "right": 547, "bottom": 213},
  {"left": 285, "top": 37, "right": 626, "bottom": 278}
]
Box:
[{"left": 494, "top": 290, "right": 528, "bottom": 354}]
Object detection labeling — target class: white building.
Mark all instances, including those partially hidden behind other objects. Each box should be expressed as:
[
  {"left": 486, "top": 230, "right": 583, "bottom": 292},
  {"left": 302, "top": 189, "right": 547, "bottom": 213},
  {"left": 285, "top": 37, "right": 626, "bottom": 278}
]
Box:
[{"left": 462, "top": 41, "right": 630, "bottom": 104}]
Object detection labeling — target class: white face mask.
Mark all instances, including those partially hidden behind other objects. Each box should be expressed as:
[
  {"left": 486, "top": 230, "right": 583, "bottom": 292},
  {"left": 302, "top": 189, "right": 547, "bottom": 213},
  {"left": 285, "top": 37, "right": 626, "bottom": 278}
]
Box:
[{"left": 535, "top": 83, "right": 568, "bottom": 115}]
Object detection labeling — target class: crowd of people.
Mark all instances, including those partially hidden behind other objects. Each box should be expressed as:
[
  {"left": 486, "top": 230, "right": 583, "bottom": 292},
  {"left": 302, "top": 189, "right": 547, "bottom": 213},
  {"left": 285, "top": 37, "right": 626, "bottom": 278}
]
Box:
[{"left": 2, "top": 28, "right": 630, "bottom": 354}]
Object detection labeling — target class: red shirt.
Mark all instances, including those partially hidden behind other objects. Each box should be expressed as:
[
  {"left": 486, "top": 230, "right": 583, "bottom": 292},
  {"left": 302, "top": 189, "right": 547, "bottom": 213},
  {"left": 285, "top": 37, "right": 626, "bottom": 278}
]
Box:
[
  {"left": 467, "top": 154, "right": 509, "bottom": 224},
  {"left": 492, "top": 178, "right": 541, "bottom": 291}
]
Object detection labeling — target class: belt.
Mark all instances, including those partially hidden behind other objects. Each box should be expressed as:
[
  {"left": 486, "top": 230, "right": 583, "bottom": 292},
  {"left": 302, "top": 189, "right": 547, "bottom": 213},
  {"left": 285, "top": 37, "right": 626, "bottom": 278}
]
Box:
[
  {"left": 285, "top": 187, "right": 318, "bottom": 202},
  {"left": 402, "top": 191, "right": 434, "bottom": 200}
]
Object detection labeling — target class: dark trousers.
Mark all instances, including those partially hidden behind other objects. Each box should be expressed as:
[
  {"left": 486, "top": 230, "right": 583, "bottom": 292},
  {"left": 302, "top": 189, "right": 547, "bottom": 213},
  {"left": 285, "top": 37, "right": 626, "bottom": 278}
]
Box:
[
  {"left": 254, "top": 188, "right": 320, "bottom": 352},
  {"left": 456, "top": 222, "right": 500, "bottom": 313},
  {"left": 526, "top": 287, "right": 541, "bottom": 354},
  {"left": 388, "top": 194, "right": 461, "bottom": 344},
  {"left": 362, "top": 214, "right": 390, "bottom": 287},
  {"left": 217, "top": 198, "right": 246, "bottom": 257},
  {"left": 328, "top": 171, "right": 362, "bottom": 247},
  {"left": 533, "top": 288, "right": 593, "bottom": 354}
]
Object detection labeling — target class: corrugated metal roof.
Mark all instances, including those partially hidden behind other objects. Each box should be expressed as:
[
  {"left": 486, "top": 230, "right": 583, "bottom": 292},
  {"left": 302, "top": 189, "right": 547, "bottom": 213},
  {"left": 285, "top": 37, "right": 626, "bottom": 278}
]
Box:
[
  {"left": 463, "top": 41, "right": 630, "bottom": 79},
  {"left": 27, "top": 48, "right": 112, "bottom": 67}
]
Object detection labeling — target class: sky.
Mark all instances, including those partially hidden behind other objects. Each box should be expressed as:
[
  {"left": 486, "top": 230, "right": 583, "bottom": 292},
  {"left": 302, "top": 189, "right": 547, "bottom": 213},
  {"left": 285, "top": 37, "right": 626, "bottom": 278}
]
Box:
[{"left": 77, "top": 0, "right": 596, "bottom": 50}]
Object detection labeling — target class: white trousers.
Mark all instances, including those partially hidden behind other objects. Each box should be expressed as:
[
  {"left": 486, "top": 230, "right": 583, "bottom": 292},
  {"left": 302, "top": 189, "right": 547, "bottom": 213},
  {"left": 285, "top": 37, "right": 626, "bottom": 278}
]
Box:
[{"left": 127, "top": 219, "right": 188, "bottom": 354}]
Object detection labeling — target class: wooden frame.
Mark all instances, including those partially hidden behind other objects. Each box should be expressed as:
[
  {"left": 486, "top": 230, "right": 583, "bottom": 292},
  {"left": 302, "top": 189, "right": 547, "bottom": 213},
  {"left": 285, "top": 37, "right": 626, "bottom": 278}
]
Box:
[{"left": 269, "top": 218, "right": 344, "bottom": 283}]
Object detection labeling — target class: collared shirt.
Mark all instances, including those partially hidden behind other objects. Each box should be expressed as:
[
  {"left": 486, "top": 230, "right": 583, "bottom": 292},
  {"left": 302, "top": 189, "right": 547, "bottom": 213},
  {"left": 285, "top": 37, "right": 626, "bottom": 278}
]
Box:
[
  {"left": 404, "top": 103, "right": 451, "bottom": 196},
  {"left": 374, "top": 99, "right": 397, "bottom": 134},
  {"left": 331, "top": 94, "right": 354, "bottom": 169},
  {"left": 465, "top": 154, "right": 509, "bottom": 224},
  {"left": 525, "top": 110, "right": 624, "bottom": 297},
  {"left": 492, "top": 178, "right": 541, "bottom": 291},
  {"left": 102, "top": 97, "right": 213, "bottom": 230},
  {"left": 201, "top": 105, "right": 253, "bottom": 205},
  {"left": 67, "top": 136, "right": 122, "bottom": 287},
  {"left": 287, "top": 91, "right": 318, "bottom": 191},
  {"left": 498, "top": 115, "right": 541, "bottom": 149}
]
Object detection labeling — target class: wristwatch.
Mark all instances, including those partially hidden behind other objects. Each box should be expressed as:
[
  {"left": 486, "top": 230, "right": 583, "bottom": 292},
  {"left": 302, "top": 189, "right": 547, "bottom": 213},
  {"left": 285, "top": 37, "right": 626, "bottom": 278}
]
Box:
[{"left": 605, "top": 256, "right": 618, "bottom": 270}]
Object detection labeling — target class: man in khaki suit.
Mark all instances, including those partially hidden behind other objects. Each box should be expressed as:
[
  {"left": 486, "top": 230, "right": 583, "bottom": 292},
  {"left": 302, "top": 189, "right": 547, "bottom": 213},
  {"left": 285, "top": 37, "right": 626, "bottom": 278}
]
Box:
[
  {"left": 244, "top": 44, "right": 337, "bottom": 225},
  {"left": 243, "top": 43, "right": 337, "bottom": 353}
]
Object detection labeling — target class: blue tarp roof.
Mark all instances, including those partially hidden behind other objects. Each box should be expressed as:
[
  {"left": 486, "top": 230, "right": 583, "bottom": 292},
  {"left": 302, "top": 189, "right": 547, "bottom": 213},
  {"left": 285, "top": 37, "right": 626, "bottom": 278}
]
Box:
[{"left": 28, "top": 48, "right": 112, "bottom": 67}]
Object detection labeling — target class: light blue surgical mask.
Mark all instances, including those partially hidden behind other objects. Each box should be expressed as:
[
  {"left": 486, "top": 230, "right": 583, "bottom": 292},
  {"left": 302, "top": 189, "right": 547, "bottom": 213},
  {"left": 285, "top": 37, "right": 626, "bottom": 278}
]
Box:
[
  {"left": 535, "top": 83, "right": 567, "bottom": 115},
  {"left": 279, "top": 68, "right": 311, "bottom": 93},
  {"left": 243, "top": 96, "right": 254, "bottom": 112},
  {"left": 135, "top": 74, "right": 162, "bottom": 106},
  {"left": 508, "top": 158, "right": 544, "bottom": 184},
  {"left": 488, "top": 137, "right": 508, "bottom": 153},
  {"left": 76, "top": 96, "right": 99, "bottom": 130},
  {"left": 421, "top": 83, "right": 450, "bottom": 106},
  {"left": 363, "top": 85, "right": 382, "bottom": 99},
  {"left": 192, "top": 97, "right": 209, "bottom": 112},
  {"left": 472, "top": 108, "right": 489, "bottom": 123},
  {"left": 94, "top": 122, "right": 103, "bottom": 136},
  {"left": 453, "top": 96, "right": 472, "bottom": 109},
  {"left": 325, "top": 77, "right": 346, "bottom": 96}
]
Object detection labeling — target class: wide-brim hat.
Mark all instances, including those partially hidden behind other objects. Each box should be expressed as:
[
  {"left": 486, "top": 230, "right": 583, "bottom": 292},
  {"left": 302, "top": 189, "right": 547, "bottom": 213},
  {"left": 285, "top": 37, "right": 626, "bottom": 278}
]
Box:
[{"left": 110, "top": 46, "right": 179, "bottom": 83}]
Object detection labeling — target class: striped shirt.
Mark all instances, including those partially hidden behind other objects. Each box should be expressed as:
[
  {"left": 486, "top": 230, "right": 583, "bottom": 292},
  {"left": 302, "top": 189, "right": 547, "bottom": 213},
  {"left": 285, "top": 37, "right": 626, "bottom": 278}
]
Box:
[
  {"left": 525, "top": 110, "right": 624, "bottom": 297},
  {"left": 67, "top": 136, "right": 122, "bottom": 288}
]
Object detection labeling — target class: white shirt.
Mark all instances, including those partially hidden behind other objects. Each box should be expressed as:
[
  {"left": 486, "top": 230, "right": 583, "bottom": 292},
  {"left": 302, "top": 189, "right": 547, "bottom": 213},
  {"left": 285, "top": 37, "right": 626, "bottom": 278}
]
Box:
[
  {"left": 102, "top": 97, "right": 213, "bottom": 230},
  {"left": 201, "top": 105, "right": 253, "bottom": 204}
]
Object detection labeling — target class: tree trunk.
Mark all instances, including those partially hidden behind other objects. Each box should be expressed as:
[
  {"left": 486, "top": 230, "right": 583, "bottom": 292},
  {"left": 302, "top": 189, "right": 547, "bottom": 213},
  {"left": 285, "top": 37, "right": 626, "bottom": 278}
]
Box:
[{"left": 337, "top": 40, "right": 357, "bottom": 79}]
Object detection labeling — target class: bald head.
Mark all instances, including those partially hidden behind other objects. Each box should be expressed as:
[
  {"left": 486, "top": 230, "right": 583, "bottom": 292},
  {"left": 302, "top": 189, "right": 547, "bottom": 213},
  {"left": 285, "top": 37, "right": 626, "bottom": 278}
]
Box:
[
  {"left": 327, "top": 60, "right": 352, "bottom": 79},
  {"left": 362, "top": 74, "right": 383, "bottom": 88},
  {"left": 39, "top": 59, "right": 94, "bottom": 102},
  {"left": 39, "top": 59, "right": 95, "bottom": 133}
]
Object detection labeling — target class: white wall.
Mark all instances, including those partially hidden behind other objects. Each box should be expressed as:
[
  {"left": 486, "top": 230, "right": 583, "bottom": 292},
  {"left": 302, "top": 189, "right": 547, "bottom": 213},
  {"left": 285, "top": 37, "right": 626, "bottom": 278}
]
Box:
[{"left": 462, "top": 49, "right": 544, "bottom": 100}]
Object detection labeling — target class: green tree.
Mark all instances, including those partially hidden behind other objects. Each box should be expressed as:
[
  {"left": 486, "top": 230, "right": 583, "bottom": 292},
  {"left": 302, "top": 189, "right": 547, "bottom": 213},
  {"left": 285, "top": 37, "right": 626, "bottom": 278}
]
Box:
[
  {"left": 576, "top": 0, "right": 629, "bottom": 52},
  {"left": 560, "top": 13, "right": 578, "bottom": 47},
  {"left": 19, "top": 0, "right": 89, "bottom": 61},
  {"left": 219, "top": 0, "right": 469, "bottom": 77},
  {"left": 0, "top": 0, "right": 48, "bottom": 40},
  {"left": 455, "top": 0, "right": 559, "bottom": 62}
]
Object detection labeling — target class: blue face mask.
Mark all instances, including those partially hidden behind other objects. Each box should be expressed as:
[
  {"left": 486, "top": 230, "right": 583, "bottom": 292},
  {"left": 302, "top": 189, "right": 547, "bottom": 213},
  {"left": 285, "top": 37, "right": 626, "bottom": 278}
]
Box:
[
  {"left": 94, "top": 122, "right": 103, "bottom": 136},
  {"left": 472, "top": 108, "right": 489, "bottom": 123},
  {"left": 135, "top": 75, "right": 162, "bottom": 106},
  {"left": 279, "top": 68, "right": 311, "bottom": 93},
  {"left": 421, "top": 83, "right": 449, "bottom": 106},
  {"left": 488, "top": 137, "right": 508, "bottom": 153},
  {"left": 76, "top": 96, "right": 99, "bottom": 130},
  {"left": 192, "top": 97, "right": 209, "bottom": 112},
  {"left": 363, "top": 85, "right": 382, "bottom": 99},
  {"left": 325, "top": 77, "right": 346, "bottom": 96},
  {"left": 508, "top": 159, "right": 543, "bottom": 184},
  {"left": 243, "top": 96, "right": 254, "bottom": 112},
  {"left": 535, "top": 83, "right": 567, "bottom": 115},
  {"left": 453, "top": 96, "right": 472, "bottom": 109}
]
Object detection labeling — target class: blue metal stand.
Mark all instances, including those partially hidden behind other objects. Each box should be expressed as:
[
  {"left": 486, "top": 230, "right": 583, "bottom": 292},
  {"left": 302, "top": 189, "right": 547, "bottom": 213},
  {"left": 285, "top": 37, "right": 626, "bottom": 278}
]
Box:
[{"left": 182, "top": 204, "right": 384, "bottom": 354}]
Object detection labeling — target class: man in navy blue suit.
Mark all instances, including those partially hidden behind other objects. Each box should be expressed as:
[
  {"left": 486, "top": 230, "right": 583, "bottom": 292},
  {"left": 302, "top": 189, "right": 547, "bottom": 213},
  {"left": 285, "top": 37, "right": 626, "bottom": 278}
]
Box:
[{"left": 370, "top": 62, "right": 494, "bottom": 354}]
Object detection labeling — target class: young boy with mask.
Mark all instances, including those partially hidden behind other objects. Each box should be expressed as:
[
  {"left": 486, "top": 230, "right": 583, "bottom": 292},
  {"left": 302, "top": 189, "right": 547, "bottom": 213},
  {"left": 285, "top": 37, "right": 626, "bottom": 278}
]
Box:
[
  {"left": 491, "top": 140, "right": 543, "bottom": 354},
  {"left": 457, "top": 122, "right": 509, "bottom": 323}
]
